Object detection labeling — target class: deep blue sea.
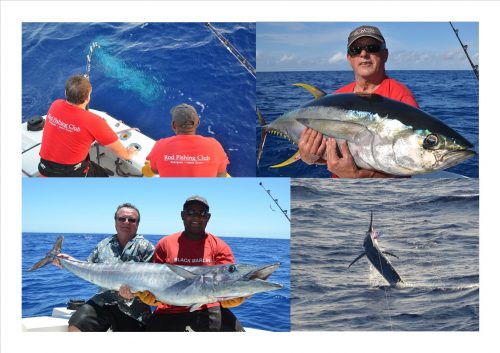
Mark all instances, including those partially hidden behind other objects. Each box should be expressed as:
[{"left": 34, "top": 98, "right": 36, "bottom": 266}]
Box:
[
  {"left": 22, "top": 22, "right": 256, "bottom": 176},
  {"left": 22, "top": 233, "right": 290, "bottom": 332},
  {"left": 291, "top": 178, "right": 479, "bottom": 331},
  {"left": 256, "top": 70, "right": 479, "bottom": 178}
]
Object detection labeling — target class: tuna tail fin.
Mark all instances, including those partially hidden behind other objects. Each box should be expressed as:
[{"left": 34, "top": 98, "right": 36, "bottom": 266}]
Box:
[
  {"left": 28, "top": 235, "right": 64, "bottom": 271},
  {"left": 257, "top": 108, "right": 268, "bottom": 167},
  {"left": 348, "top": 252, "right": 366, "bottom": 269},
  {"left": 270, "top": 151, "right": 301, "bottom": 168},
  {"left": 293, "top": 83, "right": 327, "bottom": 99}
]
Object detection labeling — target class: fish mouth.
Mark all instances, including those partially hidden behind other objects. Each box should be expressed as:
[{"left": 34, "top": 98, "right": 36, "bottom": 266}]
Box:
[
  {"left": 439, "top": 149, "right": 476, "bottom": 169},
  {"left": 244, "top": 262, "right": 281, "bottom": 280}
]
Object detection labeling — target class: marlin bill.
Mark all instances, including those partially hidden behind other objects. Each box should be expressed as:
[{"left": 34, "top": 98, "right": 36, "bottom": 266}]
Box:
[
  {"left": 28, "top": 236, "right": 282, "bottom": 311},
  {"left": 258, "top": 83, "right": 475, "bottom": 176}
]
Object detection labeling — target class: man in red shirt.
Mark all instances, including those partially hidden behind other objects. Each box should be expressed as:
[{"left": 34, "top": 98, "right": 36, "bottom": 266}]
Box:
[
  {"left": 298, "top": 25, "right": 420, "bottom": 178},
  {"left": 38, "top": 75, "right": 137, "bottom": 177},
  {"left": 119, "top": 195, "right": 244, "bottom": 331},
  {"left": 145, "top": 103, "right": 229, "bottom": 177}
]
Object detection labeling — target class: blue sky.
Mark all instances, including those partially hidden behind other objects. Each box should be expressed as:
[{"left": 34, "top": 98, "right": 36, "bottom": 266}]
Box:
[
  {"left": 257, "top": 22, "right": 479, "bottom": 72},
  {"left": 22, "top": 178, "right": 290, "bottom": 239}
]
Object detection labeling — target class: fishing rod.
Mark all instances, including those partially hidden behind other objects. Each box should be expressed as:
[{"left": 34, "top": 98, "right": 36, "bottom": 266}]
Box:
[
  {"left": 259, "top": 182, "right": 291, "bottom": 222},
  {"left": 449, "top": 22, "right": 479, "bottom": 80},
  {"left": 205, "top": 23, "right": 256, "bottom": 79}
]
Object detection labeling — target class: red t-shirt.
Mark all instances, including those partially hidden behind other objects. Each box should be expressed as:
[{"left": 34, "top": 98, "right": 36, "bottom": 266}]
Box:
[
  {"left": 153, "top": 231, "right": 235, "bottom": 314},
  {"left": 146, "top": 135, "right": 229, "bottom": 177},
  {"left": 39, "top": 100, "right": 118, "bottom": 164},
  {"left": 335, "top": 77, "right": 419, "bottom": 108}
]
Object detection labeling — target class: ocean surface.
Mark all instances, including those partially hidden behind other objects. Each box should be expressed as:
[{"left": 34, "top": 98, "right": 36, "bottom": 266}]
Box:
[
  {"left": 256, "top": 70, "right": 479, "bottom": 178},
  {"left": 22, "top": 233, "right": 290, "bottom": 332},
  {"left": 291, "top": 178, "right": 478, "bottom": 331},
  {"left": 22, "top": 22, "right": 256, "bottom": 176}
]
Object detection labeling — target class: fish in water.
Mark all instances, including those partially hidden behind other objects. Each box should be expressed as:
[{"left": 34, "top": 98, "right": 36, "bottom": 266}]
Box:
[
  {"left": 28, "top": 236, "right": 282, "bottom": 311},
  {"left": 257, "top": 83, "right": 475, "bottom": 176},
  {"left": 348, "top": 212, "right": 404, "bottom": 286}
]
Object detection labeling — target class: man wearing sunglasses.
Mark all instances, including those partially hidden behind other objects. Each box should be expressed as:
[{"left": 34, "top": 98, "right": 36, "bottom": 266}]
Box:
[
  {"left": 120, "top": 195, "right": 245, "bottom": 331},
  {"left": 54, "top": 203, "right": 155, "bottom": 331},
  {"left": 298, "top": 25, "right": 419, "bottom": 178}
]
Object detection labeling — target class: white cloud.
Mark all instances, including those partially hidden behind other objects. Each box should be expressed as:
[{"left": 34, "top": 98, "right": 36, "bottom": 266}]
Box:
[
  {"left": 328, "top": 52, "right": 345, "bottom": 64},
  {"left": 279, "top": 54, "right": 296, "bottom": 62}
]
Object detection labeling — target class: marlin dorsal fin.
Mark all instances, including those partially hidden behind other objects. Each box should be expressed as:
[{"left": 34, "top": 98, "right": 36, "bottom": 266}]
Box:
[{"left": 368, "top": 211, "right": 374, "bottom": 232}]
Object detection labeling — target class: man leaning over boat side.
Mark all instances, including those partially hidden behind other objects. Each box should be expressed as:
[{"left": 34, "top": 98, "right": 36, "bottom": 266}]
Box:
[
  {"left": 53, "top": 203, "right": 155, "bottom": 332},
  {"left": 298, "top": 25, "right": 420, "bottom": 178},
  {"left": 38, "top": 75, "right": 137, "bottom": 177},
  {"left": 119, "top": 195, "right": 246, "bottom": 331},
  {"left": 143, "top": 103, "right": 229, "bottom": 177}
]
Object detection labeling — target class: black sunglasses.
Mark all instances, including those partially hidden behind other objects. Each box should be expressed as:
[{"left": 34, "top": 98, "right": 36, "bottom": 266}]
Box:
[
  {"left": 184, "top": 209, "right": 209, "bottom": 217},
  {"left": 348, "top": 44, "right": 385, "bottom": 56},
  {"left": 117, "top": 217, "right": 138, "bottom": 224}
]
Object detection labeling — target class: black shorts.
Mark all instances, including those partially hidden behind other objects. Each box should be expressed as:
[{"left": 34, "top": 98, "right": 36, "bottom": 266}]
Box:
[
  {"left": 38, "top": 158, "right": 110, "bottom": 177},
  {"left": 68, "top": 299, "right": 146, "bottom": 332},
  {"left": 146, "top": 306, "right": 221, "bottom": 332},
  {"left": 145, "top": 307, "right": 244, "bottom": 332}
]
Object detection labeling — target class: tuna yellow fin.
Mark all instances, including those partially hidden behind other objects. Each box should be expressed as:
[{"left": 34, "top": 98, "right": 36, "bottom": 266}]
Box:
[
  {"left": 270, "top": 151, "right": 301, "bottom": 168},
  {"left": 293, "top": 83, "right": 327, "bottom": 99}
]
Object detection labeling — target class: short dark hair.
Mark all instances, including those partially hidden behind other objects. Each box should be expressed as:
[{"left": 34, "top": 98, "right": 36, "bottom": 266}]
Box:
[
  {"left": 114, "top": 203, "right": 141, "bottom": 223},
  {"left": 65, "top": 75, "right": 91, "bottom": 104}
]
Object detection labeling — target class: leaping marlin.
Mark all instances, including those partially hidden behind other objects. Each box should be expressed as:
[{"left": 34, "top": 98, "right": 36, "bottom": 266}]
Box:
[{"left": 348, "top": 212, "right": 404, "bottom": 285}]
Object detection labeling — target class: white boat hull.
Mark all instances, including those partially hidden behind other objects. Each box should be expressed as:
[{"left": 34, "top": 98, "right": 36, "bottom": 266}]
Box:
[{"left": 22, "top": 109, "right": 157, "bottom": 177}]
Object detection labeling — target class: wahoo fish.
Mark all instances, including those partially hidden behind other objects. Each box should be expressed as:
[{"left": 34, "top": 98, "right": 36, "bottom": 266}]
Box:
[
  {"left": 258, "top": 83, "right": 475, "bottom": 176},
  {"left": 28, "top": 236, "right": 282, "bottom": 311},
  {"left": 348, "top": 212, "right": 403, "bottom": 286}
]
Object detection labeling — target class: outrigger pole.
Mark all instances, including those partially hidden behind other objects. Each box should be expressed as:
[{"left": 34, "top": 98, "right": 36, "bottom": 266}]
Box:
[
  {"left": 259, "top": 182, "right": 291, "bottom": 222},
  {"left": 205, "top": 23, "right": 256, "bottom": 79},
  {"left": 449, "top": 22, "right": 479, "bottom": 80}
]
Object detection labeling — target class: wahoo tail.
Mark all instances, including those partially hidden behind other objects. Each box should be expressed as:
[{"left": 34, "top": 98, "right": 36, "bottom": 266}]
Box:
[{"left": 28, "top": 235, "right": 64, "bottom": 271}]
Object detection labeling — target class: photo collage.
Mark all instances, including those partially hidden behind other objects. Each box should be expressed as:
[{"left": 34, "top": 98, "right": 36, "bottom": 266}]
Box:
[{"left": 19, "top": 21, "right": 478, "bottom": 335}]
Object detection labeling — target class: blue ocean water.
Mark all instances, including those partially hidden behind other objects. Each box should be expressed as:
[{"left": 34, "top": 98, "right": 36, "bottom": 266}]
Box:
[
  {"left": 256, "top": 70, "right": 479, "bottom": 178},
  {"left": 22, "top": 233, "right": 290, "bottom": 332},
  {"left": 291, "top": 178, "right": 479, "bottom": 331},
  {"left": 22, "top": 22, "right": 256, "bottom": 176}
]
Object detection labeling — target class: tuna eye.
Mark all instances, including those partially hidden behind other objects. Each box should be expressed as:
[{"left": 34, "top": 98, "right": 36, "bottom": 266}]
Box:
[
  {"left": 228, "top": 265, "right": 236, "bottom": 273},
  {"left": 423, "top": 134, "right": 439, "bottom": 149}
]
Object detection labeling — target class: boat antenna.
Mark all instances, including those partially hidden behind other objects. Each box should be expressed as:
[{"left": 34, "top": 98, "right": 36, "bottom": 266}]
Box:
[
  {"left": 259, "top": 182, "right": 291, "bottom": 222},
  {"left": 449, "top": 22, "right": 478, "bottom": 80},
  {"left": 205, "top": 23, "right": 256, "bottom": 79}
]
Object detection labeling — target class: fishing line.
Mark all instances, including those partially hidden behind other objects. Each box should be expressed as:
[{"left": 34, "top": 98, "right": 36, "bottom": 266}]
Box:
[
  {"left": 375, "top": 239, "right": 394, "bottom": 330},
  {"left": 449, "top": 22, "right": 479, "bottom": 81},
  {"left": 259, "top": 182, "right": 291, "bottom": 222},
  {"left": 205, "top": 23, "right": 256, "bottom": 79}
]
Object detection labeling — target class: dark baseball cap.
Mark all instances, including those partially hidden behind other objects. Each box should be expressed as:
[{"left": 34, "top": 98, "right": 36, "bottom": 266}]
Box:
[
  {"left": 171, "top": 103, "right": 199, "bottom": 128},
  {"left": 183, "top": 195, "right": 209, "bottom": 210},
  {"left": 347, "top": 25, "right": 386, "bottom": 48}
]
